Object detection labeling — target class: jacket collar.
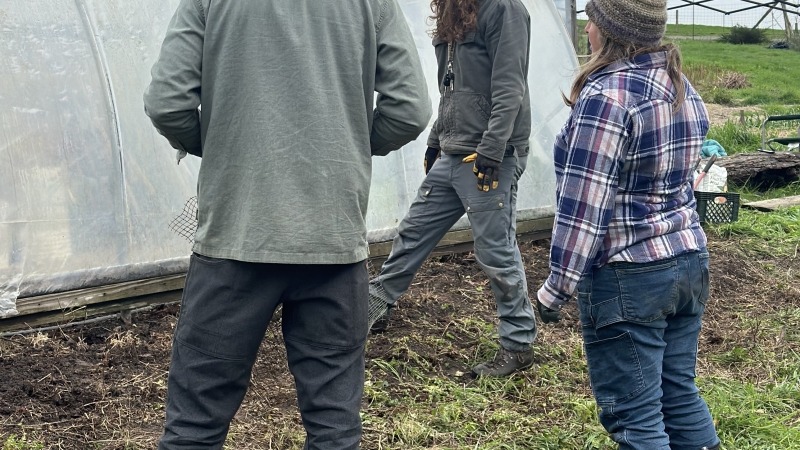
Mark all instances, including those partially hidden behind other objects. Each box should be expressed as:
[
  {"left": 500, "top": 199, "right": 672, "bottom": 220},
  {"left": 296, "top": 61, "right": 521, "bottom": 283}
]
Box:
[{"left": 589, "top": 51, "right": 668, "bottom": 81}]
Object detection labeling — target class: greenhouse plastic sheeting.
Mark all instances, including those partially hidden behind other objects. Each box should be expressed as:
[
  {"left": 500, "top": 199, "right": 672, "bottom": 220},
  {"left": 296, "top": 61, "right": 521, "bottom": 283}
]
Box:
[{"left": 0, "top": 0, "right": 577, "bottom": 318}]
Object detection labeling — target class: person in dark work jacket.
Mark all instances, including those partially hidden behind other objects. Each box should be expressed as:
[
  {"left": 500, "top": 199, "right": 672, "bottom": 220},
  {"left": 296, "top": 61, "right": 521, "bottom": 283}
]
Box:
[
  {"left": 143, "top": 0, "right": 431, "bottom": 448},
  {"left": 368, "top": 0, "right": 537, "bottom": 378}
]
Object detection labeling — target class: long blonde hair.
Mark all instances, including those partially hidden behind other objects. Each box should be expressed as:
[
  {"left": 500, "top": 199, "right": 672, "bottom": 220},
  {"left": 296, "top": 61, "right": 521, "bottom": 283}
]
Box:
[{"left": 565, "top": 33, "right": 686, "bottom": 112}]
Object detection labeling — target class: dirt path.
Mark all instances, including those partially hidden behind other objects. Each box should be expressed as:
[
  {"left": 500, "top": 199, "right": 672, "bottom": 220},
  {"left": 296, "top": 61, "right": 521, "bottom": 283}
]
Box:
[{"left": 704, "top": 103, "right": 763, "bottom": 127}]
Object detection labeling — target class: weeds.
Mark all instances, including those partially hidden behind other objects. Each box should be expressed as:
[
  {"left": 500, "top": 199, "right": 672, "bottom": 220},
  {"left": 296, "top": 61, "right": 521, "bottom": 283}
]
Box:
[
  {"left": 2, "top": 434, "right": 44, "bottom": 450},
  {"left": 790, "top": 35, "right": 800, "bottom": 52},
  {"left": 708, "top": 206, "right": 800, "bottom": 255},
  {"left": 706, "top": 106, "right": 800, "bottom": 154},
  {"left": 702, "top": 378, "right": 800, "bottom": 449},
  {"left": 706, "top": 121, "right": 761, "bottom": 154},
  {"left": 718, "top": 26, "right": 769, "bottom": 45},
  {"left": 716, "top": 71, "right": 750, "bottom": 89}
]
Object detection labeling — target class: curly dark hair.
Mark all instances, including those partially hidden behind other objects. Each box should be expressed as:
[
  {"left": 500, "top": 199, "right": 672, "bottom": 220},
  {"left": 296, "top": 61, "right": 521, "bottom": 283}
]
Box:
[{"left": 429, "top": 0, "right": 479, "bottom": 42}]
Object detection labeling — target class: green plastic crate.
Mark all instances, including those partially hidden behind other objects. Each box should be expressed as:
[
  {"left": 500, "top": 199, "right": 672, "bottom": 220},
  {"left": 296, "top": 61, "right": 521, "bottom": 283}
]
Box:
[{"left": 694, "top": 191, "right": 740, "bottom": 224}]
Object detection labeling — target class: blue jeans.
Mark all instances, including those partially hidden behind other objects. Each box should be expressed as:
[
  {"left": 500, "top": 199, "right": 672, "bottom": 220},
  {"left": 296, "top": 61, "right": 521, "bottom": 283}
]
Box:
[{"left": 577, "top": 250, "right": 719, "bottom": 450}]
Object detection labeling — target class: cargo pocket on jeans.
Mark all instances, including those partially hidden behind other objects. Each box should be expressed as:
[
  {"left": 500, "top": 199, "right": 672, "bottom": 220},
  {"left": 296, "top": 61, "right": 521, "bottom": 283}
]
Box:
[
  {"left": 584, "top": 331, "right": 645, "bottom": 404},
  {"left": 464, "top": 192, "right": 509, "bottom": 250}
]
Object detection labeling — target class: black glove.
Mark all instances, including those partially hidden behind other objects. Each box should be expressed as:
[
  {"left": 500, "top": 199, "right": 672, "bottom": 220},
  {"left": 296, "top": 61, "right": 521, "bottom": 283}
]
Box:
[
  {"left": 537, "top": 300, "right": 562, "bottom": 324},
  {"left": 472, "top": 153, "right": 501, "bottom": 191},
  {"left": 424, "top": 147, "right": 440, "bottom": 175}
]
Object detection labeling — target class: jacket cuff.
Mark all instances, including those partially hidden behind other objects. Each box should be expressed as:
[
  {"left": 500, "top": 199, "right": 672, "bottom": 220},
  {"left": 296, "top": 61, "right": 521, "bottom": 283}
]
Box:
[
  {"left": 536, "top": 281, "right": 570, "bottom": 310},
  {"left": 476, "top": 139, "right": 505, "bottom": 162},
  {"left": 159, "top": 130, "right": 202, "bottom": 157}
]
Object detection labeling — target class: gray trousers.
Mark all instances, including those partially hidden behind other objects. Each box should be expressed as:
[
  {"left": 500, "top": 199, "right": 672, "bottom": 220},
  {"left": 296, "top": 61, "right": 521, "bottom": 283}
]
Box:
[
  {"left": 158, "top": 255, "right": 368, "bottom": 450},
  {"left": 372, "top": 152, "right": 536, "bottom": 351}
]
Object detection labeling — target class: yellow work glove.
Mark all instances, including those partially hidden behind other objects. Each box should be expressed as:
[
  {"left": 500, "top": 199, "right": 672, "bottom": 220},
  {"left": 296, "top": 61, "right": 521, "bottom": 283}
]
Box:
[{"left": 462, "top": 152, "right": 501, "bottom": 191}]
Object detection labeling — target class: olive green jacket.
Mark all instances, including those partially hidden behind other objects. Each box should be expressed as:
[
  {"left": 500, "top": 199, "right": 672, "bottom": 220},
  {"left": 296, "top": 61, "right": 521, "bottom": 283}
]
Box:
[{"left": 144, "top": 0, "right": 431, "bottom": 264}]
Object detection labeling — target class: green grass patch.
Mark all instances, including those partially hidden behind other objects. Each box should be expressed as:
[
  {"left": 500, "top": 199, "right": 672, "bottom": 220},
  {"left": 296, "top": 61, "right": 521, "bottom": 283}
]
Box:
[
  {"left": 2, "top": 434, "right": 44, "bottom": 450},
  {"left": 706, "top": 105, "right": 800, "bottom": 154},
  {"left": 364, "top": 372, "right": 617, "bottom": 449},
  {"left": 701, "top": 378, "right": 800, "bottom": 449},
  {"left": 706, "top": 120, "right": 762, "bottom": 154},
  {"left": 706, "top": 206, "right": 800, "bottom": 257},
  {"left": 678, "top": 40, "right": 800, "bottom": 105},
  {"left": 667, "top": 23, "right": 787, "bottom": 41}
]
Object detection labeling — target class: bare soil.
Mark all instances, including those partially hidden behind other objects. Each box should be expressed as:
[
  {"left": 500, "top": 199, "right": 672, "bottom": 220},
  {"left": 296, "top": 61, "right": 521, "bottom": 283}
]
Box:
[
  {"left": 1, "top": 104, "right": 797, "bottom": 449},
  {"left": 703, "top": 103, "right": 763, "bottom": 126}
]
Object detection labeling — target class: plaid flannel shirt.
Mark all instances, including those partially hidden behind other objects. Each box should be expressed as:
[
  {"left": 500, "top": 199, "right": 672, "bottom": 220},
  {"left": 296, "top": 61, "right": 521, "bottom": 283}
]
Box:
[{"left": 538, "top": 51, "right": 709, "bottom": 309}]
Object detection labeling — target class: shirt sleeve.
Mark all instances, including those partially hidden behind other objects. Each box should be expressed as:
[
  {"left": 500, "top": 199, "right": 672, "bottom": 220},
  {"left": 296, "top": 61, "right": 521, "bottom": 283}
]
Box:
[
  {"left": 143, "top": 0, "right": 204, "bottom": 157},
  {"left": 370, "top": 0, "right": 433, "bottom": 156},
  {"left": 476, "top": 0, "right": 530, "bottom": 162},
  {"left": 426, "top": 119, "right": 440, "bottom": 149},
  {"left": 537, "top": 93, "right": 631, "bottom": 308}
]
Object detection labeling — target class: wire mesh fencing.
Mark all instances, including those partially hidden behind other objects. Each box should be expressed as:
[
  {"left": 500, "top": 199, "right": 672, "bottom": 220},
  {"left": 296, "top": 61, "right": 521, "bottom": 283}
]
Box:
[{"left": 169, "top": 196, "right": 198, "bottom": 244}]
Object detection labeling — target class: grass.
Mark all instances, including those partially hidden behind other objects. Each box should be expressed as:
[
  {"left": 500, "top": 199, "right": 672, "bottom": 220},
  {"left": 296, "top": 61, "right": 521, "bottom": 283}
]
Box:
[
  {"left": 1, "top": 434, "right": 43, "bottom": 450},
  {"left": 363, "top": 327, "right": 614, "bottom": 449},
  {"left": 707, "top": 206, "right": 800, "bottom": 257},
  {"left": 706, "top": 105, "right": 800, "bottom": 155},
  {"left": 703, "top": 378, "right": 800, "bottom": 449},
  {"left": 696, "top": 240, "right": 800, "bottom": 449},
  {"left": 361, "top": 254, "right": 800, "bottom": 450},
  {"left": 665, "top": 23, "right": 788, "bottom": 40},
  {"left": 679, "top": 40, "right": 800, "bottom": 105}
]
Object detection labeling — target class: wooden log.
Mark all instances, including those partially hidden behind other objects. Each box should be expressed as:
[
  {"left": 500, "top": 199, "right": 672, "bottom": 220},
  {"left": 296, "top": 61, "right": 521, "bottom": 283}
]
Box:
[
  {"left": 11, "top": 274, "right": 186, "bottom": 317},
  {"left": 743, "top": 195, "right": 800, "bottom": 211},
  {"left": 713, "top": 152, "right": 800, "bottom": 189}
]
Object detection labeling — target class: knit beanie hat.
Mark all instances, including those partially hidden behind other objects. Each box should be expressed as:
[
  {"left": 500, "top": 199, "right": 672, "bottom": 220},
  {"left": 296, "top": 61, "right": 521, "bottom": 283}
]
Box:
[{"left": 585, "top": 0, "right": 667, "bottom": 48}]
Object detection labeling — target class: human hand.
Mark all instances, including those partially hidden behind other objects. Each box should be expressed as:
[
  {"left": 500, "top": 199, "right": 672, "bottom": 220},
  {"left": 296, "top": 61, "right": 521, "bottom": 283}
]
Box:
[
  {"left": 462, "top": 152, "right": 501, "bottom": 191},
  {"left": 424, "top": 147, "right": 440, "bottom": 175},
  {"left": 537, "top": 300, "right": 562, "bottom": 324}
]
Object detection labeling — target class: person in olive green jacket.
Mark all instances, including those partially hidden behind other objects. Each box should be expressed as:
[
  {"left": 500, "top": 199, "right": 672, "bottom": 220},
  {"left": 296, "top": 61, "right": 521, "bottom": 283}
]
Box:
[{"left": 143, "top": 0, "right": 431, "bottom": 448}]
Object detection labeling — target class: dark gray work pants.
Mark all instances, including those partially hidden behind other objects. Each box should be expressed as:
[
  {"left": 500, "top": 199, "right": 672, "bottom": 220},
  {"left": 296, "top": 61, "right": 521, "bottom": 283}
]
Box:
[
  {"left": 157, "top": 254, "right": 368, "bottom": 450},
  {"left": 371, "top": 152, "right": 536, "bottom": 351}
]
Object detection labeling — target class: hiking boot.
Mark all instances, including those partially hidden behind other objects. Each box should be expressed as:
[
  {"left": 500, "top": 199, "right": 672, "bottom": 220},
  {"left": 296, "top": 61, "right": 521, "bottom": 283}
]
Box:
[
  {"left": 471, "top": 347, "right": 534, "bottom": 377},
  {"left": 367, "top": 285, "right": 392, "bottom": 333}
]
